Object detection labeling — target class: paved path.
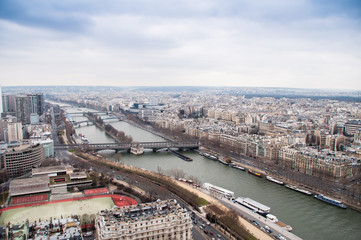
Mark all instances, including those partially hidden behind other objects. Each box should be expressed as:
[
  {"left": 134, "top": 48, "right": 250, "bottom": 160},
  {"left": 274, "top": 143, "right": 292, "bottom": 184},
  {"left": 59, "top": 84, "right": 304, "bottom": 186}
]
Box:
[{"left": 219, "top": 198, "right": 303, "bottom": 240}]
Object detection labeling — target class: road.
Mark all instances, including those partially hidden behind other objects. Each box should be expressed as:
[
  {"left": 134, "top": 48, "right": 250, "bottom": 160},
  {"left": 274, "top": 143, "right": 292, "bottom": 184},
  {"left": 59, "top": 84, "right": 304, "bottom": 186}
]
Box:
[
  {"left": 63, "top": 151, "right": 224, "bottom": 240},
  {"left": 219, "top": 198, "right": 302, "bottom": 240}
]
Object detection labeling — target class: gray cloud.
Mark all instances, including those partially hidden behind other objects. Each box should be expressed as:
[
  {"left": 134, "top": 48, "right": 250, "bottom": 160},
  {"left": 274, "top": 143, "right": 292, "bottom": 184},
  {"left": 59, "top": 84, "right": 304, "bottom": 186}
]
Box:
[{"left": 0, "top": 0, "right": 360, "bottom": 89}]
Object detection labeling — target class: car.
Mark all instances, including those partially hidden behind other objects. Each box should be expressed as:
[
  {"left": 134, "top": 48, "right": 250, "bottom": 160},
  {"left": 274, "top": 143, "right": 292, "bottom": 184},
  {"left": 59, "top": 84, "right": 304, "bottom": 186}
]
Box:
[
  {"left": 217, "top": 234, "right": 221, "bottom": 238},
  {"left": 203, "top": 230, "right": 208, "bottom": 234},
  {"left": 210, "top": 231, "right": 214, "bottom": 235},
  {"left": 275, "top": 234, "right": 286, "bottom": 240},
  {"left": 251, "top": 220, "right": 259, "bottom": 226},
  {"left": 264, "top": 225, "right": 273, "bottom": 233},
  {"left": 206, "top": 222, "right": 210, "bottom": 226}
]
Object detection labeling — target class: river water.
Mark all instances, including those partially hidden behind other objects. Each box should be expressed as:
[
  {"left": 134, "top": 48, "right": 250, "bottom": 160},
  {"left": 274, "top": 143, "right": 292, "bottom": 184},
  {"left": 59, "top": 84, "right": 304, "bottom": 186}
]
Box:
[{"left": 60, "top": 104, "right": 361, "bottom": 240}]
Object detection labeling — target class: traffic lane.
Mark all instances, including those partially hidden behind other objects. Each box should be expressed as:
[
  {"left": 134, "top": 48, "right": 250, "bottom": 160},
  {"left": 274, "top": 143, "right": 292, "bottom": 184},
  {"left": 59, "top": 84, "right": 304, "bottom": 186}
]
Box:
[
  {"left": 191, "top": 211, "right": 227, "bottom": 240},
  {"left": 66, "top": 153, "right": 220, "bottom": 239},
  {"left": 220, "top": 199, "right": 297, "bottom": 240},
  {"left": 193, "top": 227, "right": 207, "bottom": 240}
]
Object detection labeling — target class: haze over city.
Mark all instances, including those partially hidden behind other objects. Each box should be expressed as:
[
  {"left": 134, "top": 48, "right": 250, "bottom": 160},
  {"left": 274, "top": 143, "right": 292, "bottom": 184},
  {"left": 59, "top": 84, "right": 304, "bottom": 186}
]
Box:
[{"left": 1, "top": 0, "right": 361, "bottom": 89}]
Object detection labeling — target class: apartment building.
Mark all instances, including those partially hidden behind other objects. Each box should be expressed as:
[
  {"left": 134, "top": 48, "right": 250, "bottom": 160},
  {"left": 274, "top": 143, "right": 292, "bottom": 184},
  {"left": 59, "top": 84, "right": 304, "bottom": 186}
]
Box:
[{"left": 95, "top": 199, "right": 193, "bottom": 240}]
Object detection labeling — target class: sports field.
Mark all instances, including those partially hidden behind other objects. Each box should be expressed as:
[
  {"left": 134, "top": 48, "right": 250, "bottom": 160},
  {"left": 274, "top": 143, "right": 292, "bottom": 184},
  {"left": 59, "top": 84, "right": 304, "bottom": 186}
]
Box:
[
  {"left": 84, "top": 187, "right": 108, "bottom": 195},
  {"left": 0, "top": 197, "right": 115, "bottom": 225},
  {"left": 10, "top": 193, "right": 49, "bottom": 205}
]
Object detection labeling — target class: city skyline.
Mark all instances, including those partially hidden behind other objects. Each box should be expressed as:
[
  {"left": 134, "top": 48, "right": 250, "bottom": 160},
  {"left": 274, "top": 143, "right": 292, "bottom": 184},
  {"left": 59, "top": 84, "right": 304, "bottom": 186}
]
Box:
[{"left": 1, "top": 0, "right": 361, "bottom": 89}]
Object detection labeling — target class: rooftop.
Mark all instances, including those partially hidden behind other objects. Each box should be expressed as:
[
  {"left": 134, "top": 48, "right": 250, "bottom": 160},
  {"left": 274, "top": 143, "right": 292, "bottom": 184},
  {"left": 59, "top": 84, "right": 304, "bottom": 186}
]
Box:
[
  {"left": 10, "top": 176, "right": 50, "bottom": 196},
  {"left": 68, "top": 172, "right": 87, "bottom": 180},
  {"left": 98, "top": 199, "right": 188, "bottom": 224},
  {"left": 32, "top": 165, "right": 67, "bottom": 176}
]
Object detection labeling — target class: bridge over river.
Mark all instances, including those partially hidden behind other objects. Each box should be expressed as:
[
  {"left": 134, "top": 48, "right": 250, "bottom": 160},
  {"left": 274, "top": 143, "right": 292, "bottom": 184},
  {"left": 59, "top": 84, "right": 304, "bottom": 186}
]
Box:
[{"left": 55, "top": 141, "right": 199, "bottom": 152}]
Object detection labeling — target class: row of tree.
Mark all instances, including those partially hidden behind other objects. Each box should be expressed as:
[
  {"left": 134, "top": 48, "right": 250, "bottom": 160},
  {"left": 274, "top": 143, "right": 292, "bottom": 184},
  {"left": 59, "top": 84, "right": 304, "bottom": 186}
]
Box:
[{"left": 87, "top": 112, "right": 133, "bottom": 143}]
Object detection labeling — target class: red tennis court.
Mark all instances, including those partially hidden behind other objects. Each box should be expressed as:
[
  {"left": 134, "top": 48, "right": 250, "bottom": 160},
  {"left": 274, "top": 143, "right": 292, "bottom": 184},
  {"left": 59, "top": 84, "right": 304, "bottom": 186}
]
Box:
[
  {"left": 84, "top": 187, "right": 108, "bottom": 195},
  {"left": 10, "top": 194, "right": 48, "bottom": 205},
  {"left": 112, "top": 195, "right": 138, "bottom": 207}
]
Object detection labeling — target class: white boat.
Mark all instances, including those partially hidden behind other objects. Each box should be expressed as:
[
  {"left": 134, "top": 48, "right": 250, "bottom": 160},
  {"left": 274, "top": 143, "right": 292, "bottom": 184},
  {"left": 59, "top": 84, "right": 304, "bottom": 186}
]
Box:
[
  {"left": 285, "top": 184, "right": 312, "bottom": 196},
  {"left": 218, "top": 156, "right": 230, "bottom": 165},
  {"left": 266, "top": 176, "right": 284, "bottom": 185},
  {"left": 230, "top": 164, "right": 245, "bottom": 171},
  {"left": 266, "top": 214, "right": 293, "bottom": 231},
  {"left": 233, "top": 197, "right": 270, "bottom": 215},
  {"left": 203, "top": 183, "right": 234, "bottom": 198},
  {"left": 130, "top": 142, "right": 144, "bottom": 155}
]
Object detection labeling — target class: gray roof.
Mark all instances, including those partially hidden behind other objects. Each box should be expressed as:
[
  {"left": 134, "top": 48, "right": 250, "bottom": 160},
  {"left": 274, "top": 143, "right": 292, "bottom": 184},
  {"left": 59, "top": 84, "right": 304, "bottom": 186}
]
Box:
[
  {"left": 68, "top": 172, "right": 87, "bottom": 180},
  {"left": 32, "top": 165, "right": 67, "bottom": 176},
  {"left": 10, "top": 176, "right": 50, "bottom": 196}
]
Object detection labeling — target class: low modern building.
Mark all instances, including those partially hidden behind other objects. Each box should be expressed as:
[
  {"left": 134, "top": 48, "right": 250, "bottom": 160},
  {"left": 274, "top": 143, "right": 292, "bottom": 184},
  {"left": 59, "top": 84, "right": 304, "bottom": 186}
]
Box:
[
  {"left": 95, "top": 199, "right": 193, "bottom": 240},
  {"left": 32, "top": 165, "right": 67, "bottom": 177},
  {"left": 9, "top": 175, "right": 50, "bottom": 197}
]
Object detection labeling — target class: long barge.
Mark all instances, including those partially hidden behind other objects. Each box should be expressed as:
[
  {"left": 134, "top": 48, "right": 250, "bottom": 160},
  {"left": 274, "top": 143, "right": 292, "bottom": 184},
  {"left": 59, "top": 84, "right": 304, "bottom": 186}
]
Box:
[
  {"left": 266, "top": 176, "right": 284, "bottom": 185},
  {"left": 168, "top": 149, "right": 193, "bottom": 161},
  {"left": 248, "top": 169, "right": 263, "bottom": 178},
  {"left": 314, "top": 194, "right": 347, "bottom": 209},
  {"left": 203, "top": 152, "right": 218, "bottom": 160},
  {"left": 285, "top": 184, "right": 312, "bottom": 196},
  {"left": 233, "top": 197, "right": 270, "bottom": 215},
  {"left": 229, "top": 164, "right": 245, "bottom": 171}
]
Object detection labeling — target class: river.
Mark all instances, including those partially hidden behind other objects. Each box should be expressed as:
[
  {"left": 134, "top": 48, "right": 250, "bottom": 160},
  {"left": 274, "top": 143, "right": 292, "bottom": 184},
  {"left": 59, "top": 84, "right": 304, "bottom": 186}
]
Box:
[{"left": 60, "top": 104, "right": 361, "bottom": 240}]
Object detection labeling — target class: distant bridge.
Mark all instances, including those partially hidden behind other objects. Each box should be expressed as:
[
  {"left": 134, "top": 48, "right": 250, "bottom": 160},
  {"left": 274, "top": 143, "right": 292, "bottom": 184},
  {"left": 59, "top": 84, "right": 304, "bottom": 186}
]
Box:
[
  {"left": 54, "top": 141, "right": 200, "bottom": 152},
  {"left": 72, "top": 116, "right": 120, "bottom": 125},
  {"left": 66, "top": 111, "right": 108, "bottom": 115}
]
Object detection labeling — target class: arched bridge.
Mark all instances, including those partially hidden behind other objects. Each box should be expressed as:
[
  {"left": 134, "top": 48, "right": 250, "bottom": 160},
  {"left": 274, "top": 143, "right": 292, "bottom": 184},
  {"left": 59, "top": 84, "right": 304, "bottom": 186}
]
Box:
[{"left": 54, "top": 141, "right": 200, "bottom": 152}]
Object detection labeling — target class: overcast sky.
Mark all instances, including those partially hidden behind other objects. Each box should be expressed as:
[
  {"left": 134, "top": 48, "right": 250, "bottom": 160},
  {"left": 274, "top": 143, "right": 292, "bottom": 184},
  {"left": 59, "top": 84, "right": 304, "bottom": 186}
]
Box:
[{"left": 0, "top": 0, "right": 360, "bottom": 89}]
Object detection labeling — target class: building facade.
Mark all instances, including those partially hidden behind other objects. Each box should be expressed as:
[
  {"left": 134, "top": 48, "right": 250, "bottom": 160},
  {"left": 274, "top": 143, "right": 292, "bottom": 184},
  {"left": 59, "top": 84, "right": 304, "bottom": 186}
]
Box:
[
  {"left": 1, "top": 143, "right": 45, "bottom": 178},
  {"left": 95, "top": 199, "right": 193, "bottom": 240},
  {"left": 7, "top": 122, "right": 23, "bottom": 143},
  {"left": 2, "top": 93, "right": 44, "bottom": 124}
]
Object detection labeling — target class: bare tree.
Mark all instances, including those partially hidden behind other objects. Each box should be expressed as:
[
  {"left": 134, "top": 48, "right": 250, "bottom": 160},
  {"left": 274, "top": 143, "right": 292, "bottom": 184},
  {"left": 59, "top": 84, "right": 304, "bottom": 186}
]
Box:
[
  {"left": 167, "top": 168, "right": 186, "bottom": 179},
  {"left": 188, "top": 175, "right": 202, "bottom": 186},
  {"left": 41, "top": 158, "right": 60, "bottom": 167},
  {"left": 157, "top": 166, "right": 164, "bottom": 175}
]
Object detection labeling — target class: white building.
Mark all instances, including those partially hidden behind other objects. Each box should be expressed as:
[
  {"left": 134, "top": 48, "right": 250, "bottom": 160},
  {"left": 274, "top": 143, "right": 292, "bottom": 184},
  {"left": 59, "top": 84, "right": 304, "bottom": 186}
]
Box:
[
  {"left": 39, "top": 139, "right": 54, "bottom": 157},
  {"left": 7, "top": 122, "right": 23, "bottom": 143},
  {"left": 95, "top": 199, "right": 193, "bottom": 240}
]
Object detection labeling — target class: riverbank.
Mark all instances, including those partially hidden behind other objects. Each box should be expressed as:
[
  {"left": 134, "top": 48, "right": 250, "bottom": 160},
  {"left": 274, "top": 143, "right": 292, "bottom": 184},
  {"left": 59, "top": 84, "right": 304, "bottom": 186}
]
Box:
[
  {"left": 74, "top": 150, "right": 272, "bottom": 240},
  {"left": 122, "top": 118, "right": 173, "bottom": 141},
  {"left": 199, "top": 146, "right": 361, "bottom": 212},
  {"left": 175, "top": 181, "right": 273, "bottom": 240}
]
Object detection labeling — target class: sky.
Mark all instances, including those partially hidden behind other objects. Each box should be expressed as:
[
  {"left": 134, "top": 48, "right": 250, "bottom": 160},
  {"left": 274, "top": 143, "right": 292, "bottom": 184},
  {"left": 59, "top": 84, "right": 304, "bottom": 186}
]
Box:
[{"left": 0, "top": 0, "right": 360, "bottom": 89}]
